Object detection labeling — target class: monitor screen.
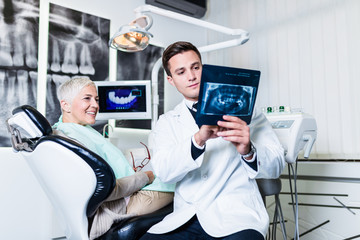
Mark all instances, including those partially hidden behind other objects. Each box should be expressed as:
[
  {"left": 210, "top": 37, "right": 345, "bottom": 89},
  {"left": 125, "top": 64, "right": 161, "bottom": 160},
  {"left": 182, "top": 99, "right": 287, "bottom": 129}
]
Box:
[{"left": 94, "top": 80, "right": 152, "bottom": 120}]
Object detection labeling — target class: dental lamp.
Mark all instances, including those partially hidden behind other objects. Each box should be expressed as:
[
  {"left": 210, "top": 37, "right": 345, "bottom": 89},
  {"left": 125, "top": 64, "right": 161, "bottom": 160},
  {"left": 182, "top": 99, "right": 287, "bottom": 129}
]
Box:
[
  {"left": 109, "top": 15, "right": 153, "bottom": 52},
  {"left": 109, "top": 5, "right": 250, "bottom": 52},
  {"left": 109, "top": 4, "right": 250, "bottom": 128}
]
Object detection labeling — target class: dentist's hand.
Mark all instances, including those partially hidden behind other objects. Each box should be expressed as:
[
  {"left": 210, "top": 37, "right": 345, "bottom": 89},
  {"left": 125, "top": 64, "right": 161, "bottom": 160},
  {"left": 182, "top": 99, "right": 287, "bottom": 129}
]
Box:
[
  {"left": 217, "top": 115, "right": 252, "bottom": 156},
  {"left": 194, "top": 125, "right": 220, "bottom": 147}
]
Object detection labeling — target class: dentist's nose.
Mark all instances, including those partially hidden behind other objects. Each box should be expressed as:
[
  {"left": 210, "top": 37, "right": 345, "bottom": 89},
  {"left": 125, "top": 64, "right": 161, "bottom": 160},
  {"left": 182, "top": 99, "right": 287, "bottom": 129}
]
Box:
[{"left": 188, "top": 70, "right": 197, "bottom": 82}]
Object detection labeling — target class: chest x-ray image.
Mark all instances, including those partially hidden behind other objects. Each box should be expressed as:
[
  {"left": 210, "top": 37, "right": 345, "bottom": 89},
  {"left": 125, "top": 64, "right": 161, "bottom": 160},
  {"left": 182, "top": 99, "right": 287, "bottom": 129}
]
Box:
[{"left": 200, "top": 83, "right": 254, "bottom": 116}]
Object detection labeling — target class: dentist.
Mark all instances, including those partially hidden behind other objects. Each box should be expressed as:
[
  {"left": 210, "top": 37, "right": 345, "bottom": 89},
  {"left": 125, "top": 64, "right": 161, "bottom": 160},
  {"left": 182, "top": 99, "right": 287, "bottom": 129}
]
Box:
[{"left": 140, "top": 41, "right": 286, "bottom": 240}]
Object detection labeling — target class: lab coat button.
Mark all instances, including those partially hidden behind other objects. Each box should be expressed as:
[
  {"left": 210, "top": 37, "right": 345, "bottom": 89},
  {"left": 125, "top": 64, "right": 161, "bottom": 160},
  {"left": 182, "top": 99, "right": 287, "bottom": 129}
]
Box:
[{"left": 202, "top": 174, "right": 208, "bottom": 180}]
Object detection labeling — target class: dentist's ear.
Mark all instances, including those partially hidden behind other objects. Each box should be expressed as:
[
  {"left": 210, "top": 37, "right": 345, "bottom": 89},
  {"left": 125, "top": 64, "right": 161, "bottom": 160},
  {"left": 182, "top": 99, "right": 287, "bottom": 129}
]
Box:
[
  {"left": 167, "top": 75, "right": 175, "bottom": 87},
  {"left": 60, "top": 100, "right": 71, "bottom": 113}
]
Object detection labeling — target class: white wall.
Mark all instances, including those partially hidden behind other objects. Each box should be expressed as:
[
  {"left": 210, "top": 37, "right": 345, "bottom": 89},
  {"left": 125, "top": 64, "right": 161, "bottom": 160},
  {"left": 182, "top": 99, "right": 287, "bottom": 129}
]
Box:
[
  {"left": 206, "top": 0, "right": 360, "bottom": 160},
  {"left": 204, "top": 1, "right": 360, "bottom": 239}
]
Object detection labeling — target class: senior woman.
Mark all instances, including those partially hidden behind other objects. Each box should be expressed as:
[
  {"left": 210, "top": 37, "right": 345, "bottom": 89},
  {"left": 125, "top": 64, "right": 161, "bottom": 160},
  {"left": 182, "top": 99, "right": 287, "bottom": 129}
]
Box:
[{"left": 53, "top": 77, "right": 174, "bottom": 240}]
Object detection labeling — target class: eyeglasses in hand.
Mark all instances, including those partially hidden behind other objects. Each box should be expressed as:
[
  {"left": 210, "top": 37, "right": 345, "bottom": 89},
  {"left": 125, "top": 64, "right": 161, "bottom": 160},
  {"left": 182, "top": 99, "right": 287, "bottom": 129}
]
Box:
[{"left": 131, "top": 142, "right": 151, "bottom": 172}]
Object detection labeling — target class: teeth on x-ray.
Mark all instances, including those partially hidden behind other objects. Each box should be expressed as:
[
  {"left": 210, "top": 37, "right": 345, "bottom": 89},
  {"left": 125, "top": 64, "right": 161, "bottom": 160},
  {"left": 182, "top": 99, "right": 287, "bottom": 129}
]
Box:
[
  {"left": 13, "top": 35, "right": 24, "bottom": 66},
  {"left": 0, "top": 21, "right": 38, "bottom": 69},
  {"left": 61, "top": 42, "right": 79, "bottom": 74},
  {"left": 80, "top": 45, "right": 95, "bottom": 75},
  {"left": 0, "top": 33, "right": 13, "bottom": 67},
  {"left": 0, "top": 69, "right": 5, "bottom": 98},
  {"left": 25, "top": 32, "right": 38, "bottom": 69},
  {"left": 109, "top": 91, "right": 137, "bottom": 105},
  {"left": 17, "top": 70, "right": 29, "bottom": 104},
  {"left": 50, "top": 39, "right": 61, "bottom": 72},
  {"left": 202, "top": 83, "right": 253, "bottom": 115},
  {"left": 45, "top": 3, "right": 110, "bottom": 134},
  {"left": 7, "top": 70, "right": 17, "bottom": 104},
  {"left": 0, "top": 0, "right": 40, "bottom": 147},
  {"left": 29, "top": 71, "right": 38, "bottom": 99}
]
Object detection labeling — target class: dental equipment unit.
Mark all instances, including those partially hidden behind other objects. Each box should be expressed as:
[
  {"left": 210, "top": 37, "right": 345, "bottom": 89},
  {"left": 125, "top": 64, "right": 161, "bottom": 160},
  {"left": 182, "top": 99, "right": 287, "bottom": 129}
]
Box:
[{"left": 263, "top": 106, "right": 317, "bottom": 240}]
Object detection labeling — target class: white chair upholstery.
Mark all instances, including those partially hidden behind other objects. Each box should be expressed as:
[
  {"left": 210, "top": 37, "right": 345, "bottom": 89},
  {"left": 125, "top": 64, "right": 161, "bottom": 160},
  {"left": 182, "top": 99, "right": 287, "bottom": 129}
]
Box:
[
  {"left": 6, "top": 105, "right": 115, "bottom": 240},
  {"left": 23, "top": 141, "right": 97, "bottom": 240}
]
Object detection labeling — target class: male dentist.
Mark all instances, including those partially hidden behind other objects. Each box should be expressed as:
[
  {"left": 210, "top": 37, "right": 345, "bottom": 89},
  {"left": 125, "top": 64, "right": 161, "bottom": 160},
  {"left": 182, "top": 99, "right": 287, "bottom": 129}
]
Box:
[{"left": 141, "top": 41, "right": 285, "bottom": 240}]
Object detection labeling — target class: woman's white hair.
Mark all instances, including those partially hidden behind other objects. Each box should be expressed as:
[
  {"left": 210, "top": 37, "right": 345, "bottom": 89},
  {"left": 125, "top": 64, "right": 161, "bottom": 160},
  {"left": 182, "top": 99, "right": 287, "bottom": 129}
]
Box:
[{"left": 57, "top": 77, "right": 95, "bottom": 103}]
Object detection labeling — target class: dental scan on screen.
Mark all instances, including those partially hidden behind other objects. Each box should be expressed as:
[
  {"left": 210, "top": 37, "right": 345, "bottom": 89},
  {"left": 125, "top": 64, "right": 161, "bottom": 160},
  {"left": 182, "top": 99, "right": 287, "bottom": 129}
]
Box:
[
  {"left": 94, "top": 80, "right": 152, "bottom": 120},
  {"left": 196, "top": 64, "right": 260, "bottom": 126}
]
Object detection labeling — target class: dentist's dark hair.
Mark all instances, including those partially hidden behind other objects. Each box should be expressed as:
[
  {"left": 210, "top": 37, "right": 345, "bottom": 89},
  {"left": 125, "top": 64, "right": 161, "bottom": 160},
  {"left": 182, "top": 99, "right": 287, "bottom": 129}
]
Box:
[{"left": 162, "top": 41, "right": 202, "bottom": 77}]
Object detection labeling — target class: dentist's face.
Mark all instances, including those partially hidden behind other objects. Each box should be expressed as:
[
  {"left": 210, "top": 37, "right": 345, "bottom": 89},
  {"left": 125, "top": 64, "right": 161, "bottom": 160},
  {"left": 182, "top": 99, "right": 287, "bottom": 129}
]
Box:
[
  {"left": 67, "top": 85, "right": 99, "bottom": 125},
  {"left": 167, "top": 50, "right": 202, "bottom": 101}
]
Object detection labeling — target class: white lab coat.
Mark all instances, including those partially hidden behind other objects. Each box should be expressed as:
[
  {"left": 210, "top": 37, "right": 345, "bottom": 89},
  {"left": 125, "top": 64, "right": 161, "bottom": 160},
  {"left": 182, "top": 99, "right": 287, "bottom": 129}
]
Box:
[{"left": 148, "top": 100, "right": 285, "bottom": 238}]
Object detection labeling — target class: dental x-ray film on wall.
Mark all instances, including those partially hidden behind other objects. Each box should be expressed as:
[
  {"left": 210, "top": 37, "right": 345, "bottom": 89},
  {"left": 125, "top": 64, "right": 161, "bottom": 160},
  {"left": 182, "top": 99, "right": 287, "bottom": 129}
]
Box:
[
  {"left": 0, "top": 0, "right": 39, "bottom": 147},
  {"left": 46, "top": 3, "right": 110, "bottom": 128},
  {"left": 196, "top": 64, "right": 260, "bottom": 126}
]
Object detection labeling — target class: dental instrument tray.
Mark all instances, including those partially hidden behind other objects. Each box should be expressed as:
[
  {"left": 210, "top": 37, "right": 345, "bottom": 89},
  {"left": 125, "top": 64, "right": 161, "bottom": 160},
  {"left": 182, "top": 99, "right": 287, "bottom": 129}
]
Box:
[{"left": 195, "top": 64, "right": 260, "bottom": 126}]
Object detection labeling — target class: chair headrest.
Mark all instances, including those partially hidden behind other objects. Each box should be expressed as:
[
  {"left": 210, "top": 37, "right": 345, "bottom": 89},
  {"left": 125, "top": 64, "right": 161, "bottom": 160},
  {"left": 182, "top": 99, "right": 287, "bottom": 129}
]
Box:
[
  {"left": 6, "top": 105, "right": 53, "bottom": 152},
  {"left": 13, "top": 105, "right": 53, "bottom": 136}
]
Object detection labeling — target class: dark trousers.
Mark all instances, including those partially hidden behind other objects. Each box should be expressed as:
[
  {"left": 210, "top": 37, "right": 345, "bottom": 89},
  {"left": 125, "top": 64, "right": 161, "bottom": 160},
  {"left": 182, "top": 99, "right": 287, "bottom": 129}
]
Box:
[{"left": 139, "top": 215, "right": 264, "bottom": 240}]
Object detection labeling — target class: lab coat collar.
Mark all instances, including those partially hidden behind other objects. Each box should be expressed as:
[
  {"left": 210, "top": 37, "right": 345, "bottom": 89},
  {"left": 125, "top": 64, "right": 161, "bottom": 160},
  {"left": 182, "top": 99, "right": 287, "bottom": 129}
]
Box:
[{"left": 173, "top": 99, "right": 199, "bottom": 132}]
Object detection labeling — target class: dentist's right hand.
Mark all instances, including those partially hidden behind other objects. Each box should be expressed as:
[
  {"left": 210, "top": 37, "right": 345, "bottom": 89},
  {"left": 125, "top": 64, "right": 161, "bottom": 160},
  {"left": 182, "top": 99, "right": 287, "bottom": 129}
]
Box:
[{"left": 194, "top": 125, "right": 220, "bottom": 147}]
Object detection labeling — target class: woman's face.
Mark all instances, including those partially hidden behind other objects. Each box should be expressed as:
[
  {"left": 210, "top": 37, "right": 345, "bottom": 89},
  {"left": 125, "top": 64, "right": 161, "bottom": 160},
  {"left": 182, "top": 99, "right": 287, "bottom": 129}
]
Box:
[{"left": 68, "top": 85, "right": 99, "bottom": 125}]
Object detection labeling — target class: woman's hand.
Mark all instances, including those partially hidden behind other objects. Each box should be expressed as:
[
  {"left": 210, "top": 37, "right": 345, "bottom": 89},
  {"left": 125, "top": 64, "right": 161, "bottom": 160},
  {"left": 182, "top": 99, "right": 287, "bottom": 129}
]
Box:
[{"left": 144, "top": 171, "right": 155, "bottom": 184}]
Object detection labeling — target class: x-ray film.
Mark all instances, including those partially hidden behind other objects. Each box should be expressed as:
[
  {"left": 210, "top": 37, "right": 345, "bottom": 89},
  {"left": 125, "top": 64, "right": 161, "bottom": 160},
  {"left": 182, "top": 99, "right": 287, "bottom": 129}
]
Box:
[{"left": 196, "top": 64, "right": 260, "bottom": 126}]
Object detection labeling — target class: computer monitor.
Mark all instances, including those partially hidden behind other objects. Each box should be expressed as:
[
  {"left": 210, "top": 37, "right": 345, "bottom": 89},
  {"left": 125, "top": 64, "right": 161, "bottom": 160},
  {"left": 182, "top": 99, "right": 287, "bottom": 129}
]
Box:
[{"left": 94, "top": 80, "right": 152, "bottom": 120}]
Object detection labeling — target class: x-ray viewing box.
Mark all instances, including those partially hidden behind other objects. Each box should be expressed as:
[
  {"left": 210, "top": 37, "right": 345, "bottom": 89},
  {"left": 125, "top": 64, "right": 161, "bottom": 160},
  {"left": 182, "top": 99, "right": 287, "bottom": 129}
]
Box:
[
  {"left": 264, "top": 109, "right": 317, "bottom": 163},
  {"left": 94, "top": 80, "right": 152, "bottom": 120}
]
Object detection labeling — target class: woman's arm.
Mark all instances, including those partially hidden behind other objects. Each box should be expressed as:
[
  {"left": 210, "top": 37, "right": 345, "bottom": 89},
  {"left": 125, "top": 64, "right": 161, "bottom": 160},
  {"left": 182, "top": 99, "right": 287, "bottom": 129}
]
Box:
[{"left": 105, "top": 171, "right": 153, "bottom": 202}]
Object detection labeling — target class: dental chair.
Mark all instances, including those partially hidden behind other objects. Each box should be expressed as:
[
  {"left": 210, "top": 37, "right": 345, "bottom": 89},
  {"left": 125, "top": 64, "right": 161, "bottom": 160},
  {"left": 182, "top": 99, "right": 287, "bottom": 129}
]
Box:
[{"left": 6, "top": 105, "right": 172, "bottom": 240}]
